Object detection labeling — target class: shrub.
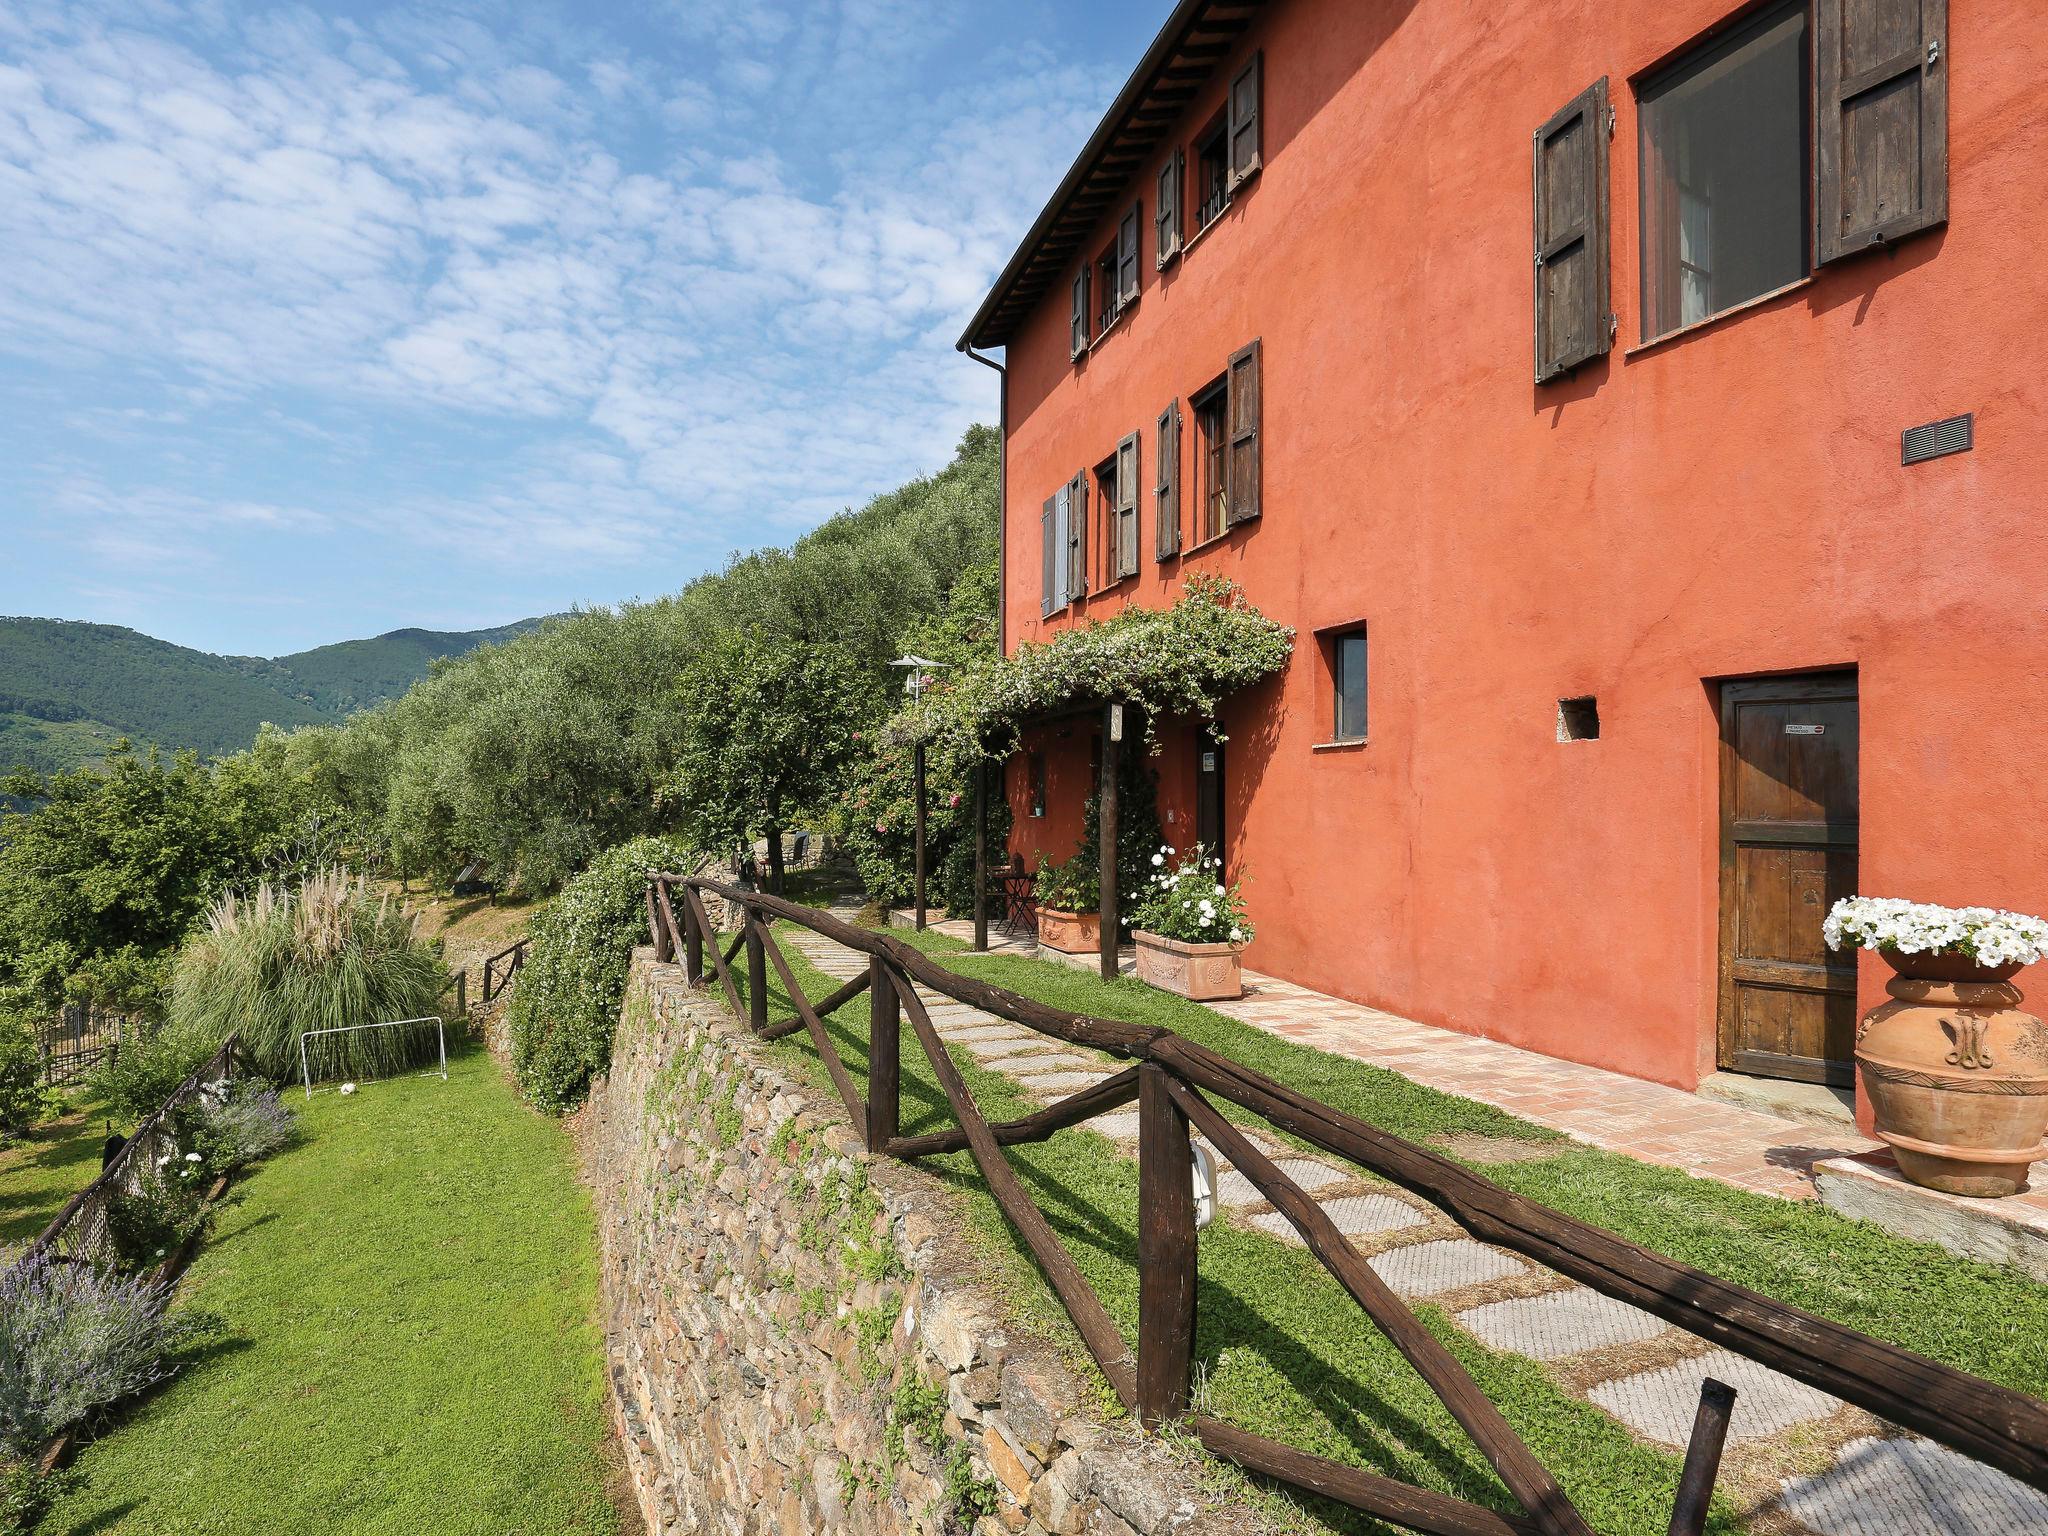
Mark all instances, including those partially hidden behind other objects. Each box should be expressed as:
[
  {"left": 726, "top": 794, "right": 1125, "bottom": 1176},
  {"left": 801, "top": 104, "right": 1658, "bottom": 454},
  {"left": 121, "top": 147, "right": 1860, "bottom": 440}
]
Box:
[
  {"left": 1, "top": 1459, "right": 75, "bottom": 1536},
  {"left": 166, "top": 870, "right": 447, "bottom": 1081},
  {"left": 184, "top": 1082, "right": 296, "bottom": 1170},
  {"left": 1032, "top": 853, "right": 1099, "bottom": 913},
  {"left": 508, "top": 836, "right": 694, "bottom": 1114},
  {"left": 1130, "top": 843, "right": 1255, "bottom": 946},
  {"left": 0, "top": 1020, "right": 53, "bottom": 1145},
  {"left": 0, "top": 1249, "right": 186, "bottom": 1458},
  {"left": 104, "top": 1157, "right": 213, "bottom": 1274},
  {"left": 91, "top": 1028, "right": 213, "bottom": 1124}
]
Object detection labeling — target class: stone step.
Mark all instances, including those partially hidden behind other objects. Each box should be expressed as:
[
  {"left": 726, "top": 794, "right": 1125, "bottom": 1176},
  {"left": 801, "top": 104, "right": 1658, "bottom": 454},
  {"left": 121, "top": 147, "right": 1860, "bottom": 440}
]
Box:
[
  {"left": 1776, "top": 1435, "right": 2048, "bottom": 1536},
  {"left": 1588, "top": 1348, "right": 1841, "bottom": 1448},
  {"left": 1458, "top": 1285, "right": 1672, "bottom": 1362}
]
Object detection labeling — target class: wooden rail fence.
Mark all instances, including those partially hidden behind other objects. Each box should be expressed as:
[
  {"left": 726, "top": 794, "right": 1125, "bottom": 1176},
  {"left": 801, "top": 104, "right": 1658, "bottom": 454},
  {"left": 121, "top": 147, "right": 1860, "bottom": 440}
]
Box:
[
  {"left": 481, "top": 937, "right": 530, "bottom": 1005},
  {"left": 647, "top": 872, "right": 2048, "bottom": 1536},
  {"left": 12, "top": 1034, "right": 242, "bottom": 1274}
]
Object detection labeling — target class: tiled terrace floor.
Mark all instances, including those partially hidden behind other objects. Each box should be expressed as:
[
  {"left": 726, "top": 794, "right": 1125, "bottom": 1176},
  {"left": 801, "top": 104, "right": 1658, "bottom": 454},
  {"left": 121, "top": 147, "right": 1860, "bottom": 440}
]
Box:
[{"left": 891, "top": 911, "right": 1878, "bottom": 1202}]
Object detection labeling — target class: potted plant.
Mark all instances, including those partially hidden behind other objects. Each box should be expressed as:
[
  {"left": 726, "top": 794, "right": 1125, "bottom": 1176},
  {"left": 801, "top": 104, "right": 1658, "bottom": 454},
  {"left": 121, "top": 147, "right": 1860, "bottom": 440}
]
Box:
[
  {"left": 1131, "top": 844, "right": 1253, "bottom": 1001},
  {"left": 1826, "top": 897, "right": 2048, "bottom": 1197},
  {"left": 1033, "top": 853, "right": 1101, "bottom": 954}
]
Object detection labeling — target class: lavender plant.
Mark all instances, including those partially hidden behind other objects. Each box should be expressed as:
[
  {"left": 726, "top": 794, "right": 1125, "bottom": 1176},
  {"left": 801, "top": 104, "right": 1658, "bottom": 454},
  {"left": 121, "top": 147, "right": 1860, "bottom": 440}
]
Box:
[
  {"left": 190, "top": 1083, "right": 296, "bottom": 1169},
  {"left": 103, "top": 1158, "right": 213, "bottom": 1275},
  {"left": 0, "top": 1249, "right": 183, "bottom": 1459}
]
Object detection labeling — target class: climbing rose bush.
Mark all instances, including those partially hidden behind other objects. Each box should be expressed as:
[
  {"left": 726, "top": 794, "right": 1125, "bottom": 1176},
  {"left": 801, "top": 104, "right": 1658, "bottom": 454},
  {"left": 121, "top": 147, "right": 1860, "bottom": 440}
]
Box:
[
  {"left": 1131, "top": 845, "right": 1254, "bottom": 946},
  {"left": 1824, "top": 898, "right": 2048, "bottom": 968}
]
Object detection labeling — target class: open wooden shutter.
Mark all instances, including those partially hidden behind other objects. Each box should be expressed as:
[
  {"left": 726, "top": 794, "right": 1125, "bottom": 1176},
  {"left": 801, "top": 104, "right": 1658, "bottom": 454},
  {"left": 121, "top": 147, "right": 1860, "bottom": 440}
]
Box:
[
  {"left": 1227, "top": 54, "right": 1262, "bottom": 188},
  {"left": 1067, "top": 472, "right": 1090, "bottom": 598},
  {"left": 1154, "top": 401, "right": 1181, "bottom": 559},
  {"left": 1041, "top": 494, "right": 1057, "bottom": 616},
  {"left": 1070, "top": 267, "right": 1090, "bottom": 360},
  {"left": 1155, "top": 151, "right": 1183, "bottom": 267},
  {"left": 1225, "top": 340, "right": 1261, "bottom": 525},
  {"left": 1114, "top": 432, "right": 1141, "bottom": 579},
  {"left": 1532, "top": 78, "right": 1611, "bottom": 383},
  {"left": 1117, "top": 202, "right": 1142, "bottom": 307},
  {"left": 1815, "top": 0, "right": 1946, "bottom": 264}
]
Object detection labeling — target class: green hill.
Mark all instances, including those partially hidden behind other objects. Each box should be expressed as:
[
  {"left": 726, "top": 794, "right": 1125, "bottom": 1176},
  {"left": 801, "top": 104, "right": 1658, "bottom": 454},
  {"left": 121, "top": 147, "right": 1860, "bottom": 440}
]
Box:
[{"left": 0, "top": 616, "right": 549, "bottom": 777}]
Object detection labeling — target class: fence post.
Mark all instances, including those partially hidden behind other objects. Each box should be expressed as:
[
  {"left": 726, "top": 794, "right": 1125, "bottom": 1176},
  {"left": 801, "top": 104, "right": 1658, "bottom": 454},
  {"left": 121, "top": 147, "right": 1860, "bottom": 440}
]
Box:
[
  {"left": 684, "top": 891, "right": 704, "bottom": 985},
  {"left": 973, "top": 757, "right": 989, "bottom": 953},
  {"left": 1136, "top": 1060, "right": 1197, "bottom": 1426},
  {"left": 456, "top": 969, "right": 468, "bottom": 1019},
  {"left": 648, "top": 884, "right": 673, "bottom": 964},
  {"left": 746, "top": 908, "right": 768, "bottom": 1033},
  {"left": 1099, "top": 702, "right": 1121, "bottom": 981},
  {"left": 867, "top": 958, "right": 901, "bottom": 1152}
]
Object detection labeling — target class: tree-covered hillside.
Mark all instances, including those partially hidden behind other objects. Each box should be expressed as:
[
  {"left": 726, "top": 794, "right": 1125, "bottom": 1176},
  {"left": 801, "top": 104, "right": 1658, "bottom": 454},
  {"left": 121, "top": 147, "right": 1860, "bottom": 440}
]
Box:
[{"left": 0, "top": 616, "right": 547, "bottom": 776}]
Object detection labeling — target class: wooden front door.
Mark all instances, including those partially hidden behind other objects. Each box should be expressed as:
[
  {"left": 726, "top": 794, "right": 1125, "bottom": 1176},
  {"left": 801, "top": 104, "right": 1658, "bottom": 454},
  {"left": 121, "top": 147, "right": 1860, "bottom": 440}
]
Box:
[
  {"left": 1195, "top": 730, "right": 1225, "bottom": 870},
  {"left": 1717, "top": 673, "right": 1859, "bottom": 1085}
]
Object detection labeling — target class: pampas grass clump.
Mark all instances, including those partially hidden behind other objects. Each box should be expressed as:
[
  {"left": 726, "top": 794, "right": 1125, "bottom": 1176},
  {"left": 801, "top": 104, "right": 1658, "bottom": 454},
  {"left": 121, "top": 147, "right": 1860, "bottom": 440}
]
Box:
[{"left": 169, "top": 871, "right": 448, "bottom": 1081}]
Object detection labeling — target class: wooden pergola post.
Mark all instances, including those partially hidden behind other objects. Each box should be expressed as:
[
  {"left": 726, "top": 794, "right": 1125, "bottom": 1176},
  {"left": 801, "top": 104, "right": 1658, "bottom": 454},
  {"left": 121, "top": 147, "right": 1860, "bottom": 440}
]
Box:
[
  {"left": 913, "top": 739, "right": 928, "bottom": 932},
  {"left": 973, "top": 757, "right": 989, "bottom": 952},
  {"left": 1099, "top": 702, "right": 1120, "bottom": 981}
]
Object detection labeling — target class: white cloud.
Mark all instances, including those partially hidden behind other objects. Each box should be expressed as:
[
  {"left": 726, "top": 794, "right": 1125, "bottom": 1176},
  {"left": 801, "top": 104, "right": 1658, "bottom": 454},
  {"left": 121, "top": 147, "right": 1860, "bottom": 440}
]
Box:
[{"left": 0, "top": 0, "right": 1122, "bottom": 623}]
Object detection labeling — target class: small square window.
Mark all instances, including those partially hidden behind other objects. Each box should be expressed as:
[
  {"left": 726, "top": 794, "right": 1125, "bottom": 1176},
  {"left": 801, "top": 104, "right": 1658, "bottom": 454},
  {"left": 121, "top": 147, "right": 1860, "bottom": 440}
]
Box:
[
  {"left": 1028, "top": 753, "right": 1047, "bottom": 816},
  {"left": 1332, "top": 631, "right": 1368, "bottom": 742},
  {"left": 1557, "top": 696, "right": 1600, "bottom": 742}
]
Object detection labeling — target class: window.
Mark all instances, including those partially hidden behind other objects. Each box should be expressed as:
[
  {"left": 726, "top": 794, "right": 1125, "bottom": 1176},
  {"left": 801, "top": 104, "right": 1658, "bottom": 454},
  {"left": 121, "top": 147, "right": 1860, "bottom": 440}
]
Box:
[
  {"left": 1532, "top": 79, "right": 1611, "bottom": 382},
  {"left": 1111, "top": 432, "right": 1140, "bottom": 581},
  {"left": 1557, "top": 696, "right": 1601, "bottom": 742},
  {"left": 1194, "top": 114, "right": 1229, "bottom": 231},
  {"left": 1639, "top": 1, "right": 1810, "bottom": 339},
  {"left": 1094, "top": 203, "right": 1141, "bottom": 337},
  {"left": 1331, "top": 630, "right": 1368, "bottom": 743},
  {"left": 1028, "top": 753, "right": 1046, "bottom": 817},
  {"left": 1155, "top": 150, "right": 1183, "bottom": 267},
  {"left": 1192, "top": 377, "right": 1228, "bottom": 543},
  {"left": 1039, "top": 486, "right": 1070, "bottom": 614},
  {"left": 1069, "top": 265, "right": 1090, "bottom": 360},
  {"left": 1095, "top": 245, "right": 1119, "bottom": 335}
]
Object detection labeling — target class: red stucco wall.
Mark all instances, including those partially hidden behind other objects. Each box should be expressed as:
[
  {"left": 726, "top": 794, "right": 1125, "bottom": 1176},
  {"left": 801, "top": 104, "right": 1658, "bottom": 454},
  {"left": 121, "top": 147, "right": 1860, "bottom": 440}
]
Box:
[{"left": 997, "top": 0, "right": 2048, "bottom": 1091}]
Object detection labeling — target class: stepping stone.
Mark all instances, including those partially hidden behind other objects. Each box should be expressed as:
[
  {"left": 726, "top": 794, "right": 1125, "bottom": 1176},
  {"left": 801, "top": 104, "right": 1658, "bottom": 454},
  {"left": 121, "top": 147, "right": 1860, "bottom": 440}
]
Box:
[
  {"left": 1368, "top": 1238, "right": 1521, "bottom": 1296},
  {"left": 959, "top": 1035, "right": 1046, "bottom": 1059},
  {"left": 1589, "top": 1349, "right": 1841, "bottom": 1448},
  {"left": 983, "top": 1052, "right": 1096, "bottom": 1074},
  {"left": 1018, "top": 1071, "right": 1113, "bottom": 1097},
  {"left": 1249, "top": 1194, "right": 1426, "bottom": 1245},
  {"left": 1084, "top": 1111, "right": 1141, "bottom": 1140},
  {"left": 1217, "top": 1159, "right": 1346, "bottom": 1207},
  {"left": 1459, "top": 1287, "right": 1670, "bottom": 1362},
  {"left": 1778, "top": 1435, "right": 2048, "bottom": 1536}
]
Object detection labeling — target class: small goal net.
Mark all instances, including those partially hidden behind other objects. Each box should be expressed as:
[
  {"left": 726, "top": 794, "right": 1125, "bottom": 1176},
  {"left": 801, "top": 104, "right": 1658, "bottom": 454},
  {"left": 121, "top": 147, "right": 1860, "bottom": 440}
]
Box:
[{"left": 298, "top": 1016, "right": 449, "bottom": 1098}]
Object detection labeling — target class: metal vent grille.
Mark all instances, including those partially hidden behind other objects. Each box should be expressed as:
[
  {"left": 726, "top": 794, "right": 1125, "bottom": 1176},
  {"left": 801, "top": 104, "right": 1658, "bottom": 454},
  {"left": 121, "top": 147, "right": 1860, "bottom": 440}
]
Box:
[{"left": 1902, "top": 413, "right": 1973, "bottom": 465}]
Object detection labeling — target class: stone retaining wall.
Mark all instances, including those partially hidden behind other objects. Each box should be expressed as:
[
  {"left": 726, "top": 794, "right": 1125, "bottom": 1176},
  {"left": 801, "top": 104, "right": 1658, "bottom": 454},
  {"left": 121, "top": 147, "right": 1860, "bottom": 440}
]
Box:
[{"left": 584, "top": 948, "right": 1268, "bottom": 1536}]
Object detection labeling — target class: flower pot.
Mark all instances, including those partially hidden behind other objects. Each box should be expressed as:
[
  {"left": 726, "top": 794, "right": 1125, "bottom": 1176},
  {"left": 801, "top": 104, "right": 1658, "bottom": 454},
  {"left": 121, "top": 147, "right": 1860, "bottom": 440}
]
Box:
[
  {"left": 1134, "top": 930, "right": 1244, "bottom": 1001},
  {"left": 1037, "top": 908, "right": 1101, "bottom": 954},
  {"left": 1856, "top": 951, "right": 2048, "bottom": 1197}
]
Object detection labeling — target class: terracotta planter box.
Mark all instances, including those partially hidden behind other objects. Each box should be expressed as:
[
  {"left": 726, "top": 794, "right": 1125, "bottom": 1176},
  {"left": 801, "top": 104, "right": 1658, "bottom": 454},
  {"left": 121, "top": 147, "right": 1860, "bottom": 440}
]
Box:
[
  {"left": 1134, "top": 930, "right": 1244, "bottom": 1001},
  {"left": 1037, "top": 907, "right": 1101, "bottom": 954}
]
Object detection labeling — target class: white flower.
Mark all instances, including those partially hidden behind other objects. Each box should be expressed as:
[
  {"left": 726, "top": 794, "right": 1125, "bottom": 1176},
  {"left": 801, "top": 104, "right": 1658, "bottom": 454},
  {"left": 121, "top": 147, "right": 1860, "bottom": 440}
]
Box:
[
  {"left": 1214, "top": 884, "right": 1227, "bottom": 897},
  {"left": 1230, "top": 928, "right": 1243, "bottom": 942},
  {"left": 185, "top": 1152, "right": 202, "bottom": 1162},
  {"left": 1151, "top": 853, "right": 1164, "bottom": 866}
]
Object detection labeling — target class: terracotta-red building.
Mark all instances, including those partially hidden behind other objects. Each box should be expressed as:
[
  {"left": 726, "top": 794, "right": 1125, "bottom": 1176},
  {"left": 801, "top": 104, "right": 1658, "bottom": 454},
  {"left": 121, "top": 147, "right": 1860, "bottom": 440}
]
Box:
[{"left": 958, "top": 0, "right": 2048, "bottom": 1106}]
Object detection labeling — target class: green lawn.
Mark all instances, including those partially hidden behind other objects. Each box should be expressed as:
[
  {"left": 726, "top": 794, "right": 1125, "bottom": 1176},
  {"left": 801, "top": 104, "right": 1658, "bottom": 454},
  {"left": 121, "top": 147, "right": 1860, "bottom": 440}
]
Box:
[
  {"left": 731, "top": 913, "right": 2048, "bottom": 1535},
  {"left": 1, "top": 1089, "right": 114, "bottom": 1248},
  {"left": 42, "top": 1045, "right": 621, "bottom": 1536}
]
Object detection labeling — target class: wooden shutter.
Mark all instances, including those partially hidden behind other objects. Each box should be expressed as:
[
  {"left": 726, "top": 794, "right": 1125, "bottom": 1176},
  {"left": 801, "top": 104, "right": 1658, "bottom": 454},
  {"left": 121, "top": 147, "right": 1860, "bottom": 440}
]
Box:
[
  {"left": 1070, "top": 267, "right": 1090, "bottom": 360},
  {"left": 1815, "top": 0, "right": 1946, "bottom": 264},
  {"left": 1155, "top": 150, "right": 1183, "bottom": 267},
  {"left": 1067, "top": 472, "right": 1090, "bottom": 598},
  {"left": 1227, "top": 54, "right": 1262, "bottom": 188},
  {"left": 1117, "top": 202, "right": 1141, "bottom": 307},
  {"left": 1114, "top": 432, "right": 1141, "bottom": 579},
  {"left": 1225, "top": 340, "right": 1261, "bottom": 525},
  {"left": 1154, "top": 401, "right": 1181, "bottom": 559},
  {"left": 1041, "top": 495, "right": 1057, "bottom": 616},
  {"left": 1532, "top": 78, "right": 1610, "bottom": 384}
]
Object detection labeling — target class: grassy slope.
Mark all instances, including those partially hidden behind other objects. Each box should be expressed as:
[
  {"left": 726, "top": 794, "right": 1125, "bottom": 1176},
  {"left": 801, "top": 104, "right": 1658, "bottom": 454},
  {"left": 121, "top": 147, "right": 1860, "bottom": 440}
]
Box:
[
  {"left": 0, "top": 1090, "right": 111, "bottom": 1248},
  {"left": 43, "top": 1046, "right": 619, "bottom": 1536},
  {"left": 730, "top": 914, "right": 2048, "bottom": 1534}
]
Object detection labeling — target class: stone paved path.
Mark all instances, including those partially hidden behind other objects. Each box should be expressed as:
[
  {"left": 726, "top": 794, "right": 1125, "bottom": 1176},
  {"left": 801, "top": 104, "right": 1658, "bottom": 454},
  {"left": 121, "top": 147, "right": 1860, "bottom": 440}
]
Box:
[{"left": 800, "top": 914, "right": 2044, "bottom": 1534}]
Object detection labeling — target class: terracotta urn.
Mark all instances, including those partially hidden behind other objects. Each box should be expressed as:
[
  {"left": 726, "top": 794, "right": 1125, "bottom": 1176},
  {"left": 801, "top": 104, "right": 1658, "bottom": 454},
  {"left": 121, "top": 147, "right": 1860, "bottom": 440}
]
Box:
[
  {"left": 1036, "top": 907, "right": 1101, "bottom": 955},
  {"left": 1855, "top": 950, "right": 2048, "bottom": 1197},
  {"left": 1134, "top": 930, "right": 1244, "bottom": 1001}
]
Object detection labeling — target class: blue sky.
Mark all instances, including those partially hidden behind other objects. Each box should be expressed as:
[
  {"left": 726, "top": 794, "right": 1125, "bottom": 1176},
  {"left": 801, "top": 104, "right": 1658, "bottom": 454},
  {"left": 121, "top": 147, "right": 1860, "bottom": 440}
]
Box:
[{"left": 0, "top": 0, "right": 1152, "bottom": 656}]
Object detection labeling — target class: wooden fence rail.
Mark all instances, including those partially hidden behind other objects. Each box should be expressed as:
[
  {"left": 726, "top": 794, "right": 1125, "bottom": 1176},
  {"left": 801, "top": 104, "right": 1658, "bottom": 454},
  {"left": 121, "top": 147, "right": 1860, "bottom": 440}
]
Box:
[{"left": 647, "top": 872, "right": 2048, "bottom": 1536}]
